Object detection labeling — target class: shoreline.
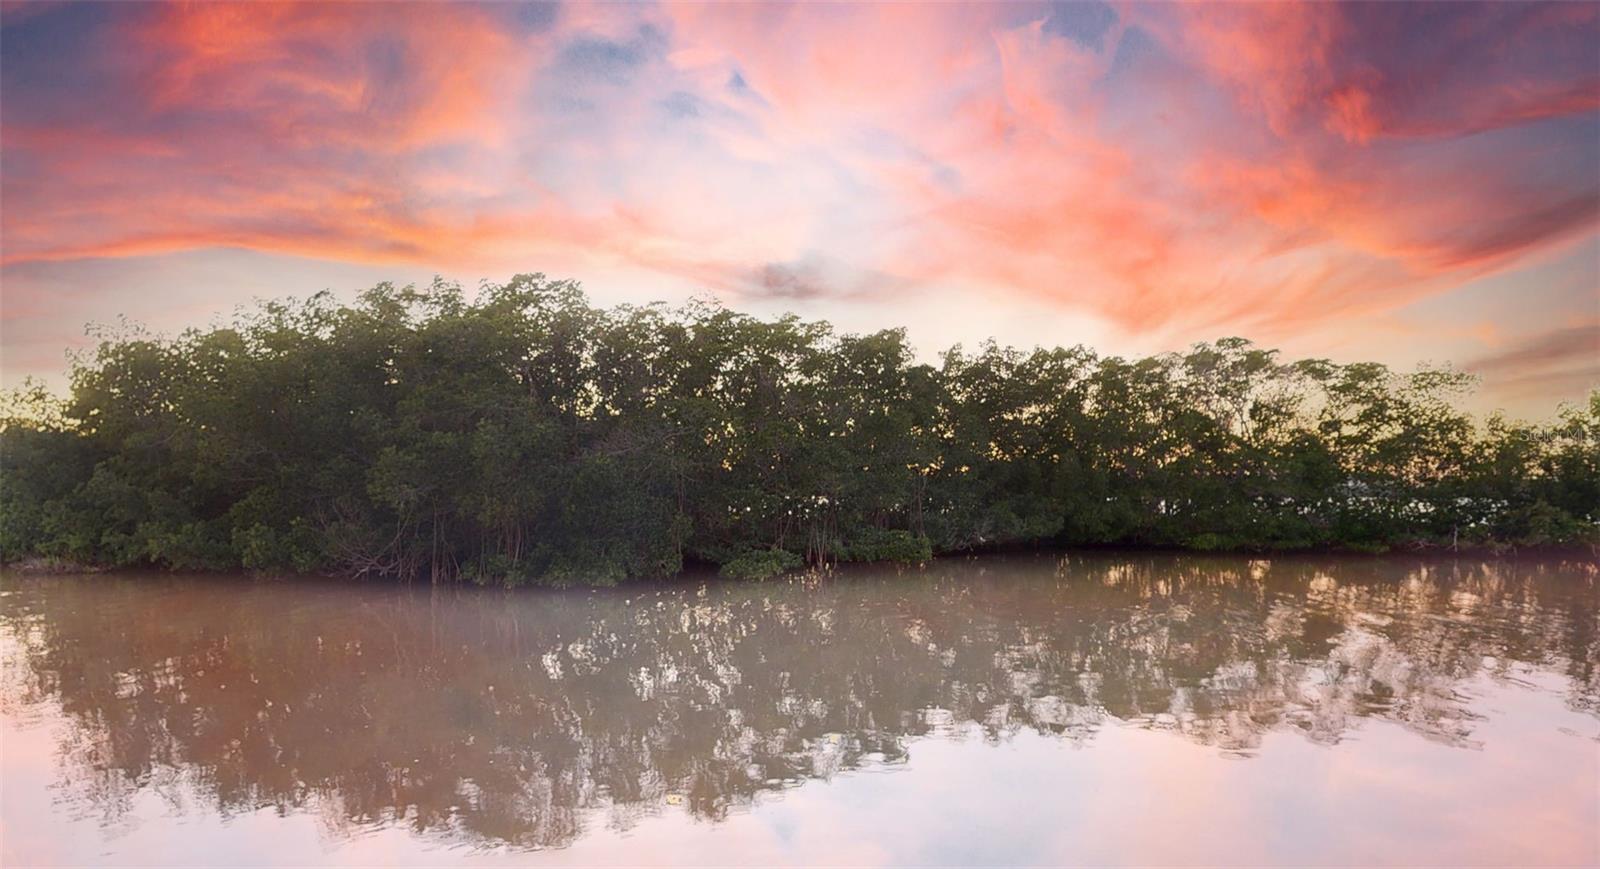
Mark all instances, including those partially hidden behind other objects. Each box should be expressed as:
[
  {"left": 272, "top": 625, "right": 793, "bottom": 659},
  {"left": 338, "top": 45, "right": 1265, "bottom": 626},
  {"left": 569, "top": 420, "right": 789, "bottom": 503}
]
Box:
[{"left": 6, "top": 540, "right": 1594, "bottom": 583}]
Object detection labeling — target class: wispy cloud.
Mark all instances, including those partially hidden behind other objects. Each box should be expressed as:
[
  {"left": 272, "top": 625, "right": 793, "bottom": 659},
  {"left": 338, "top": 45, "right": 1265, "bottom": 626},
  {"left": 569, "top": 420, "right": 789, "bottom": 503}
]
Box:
[
  {"left": 1467, "top": 322, "right": 1600, "bottom": 401},
  {"left": 1, "top": 1, "right": 1595, "bottom": 408}
]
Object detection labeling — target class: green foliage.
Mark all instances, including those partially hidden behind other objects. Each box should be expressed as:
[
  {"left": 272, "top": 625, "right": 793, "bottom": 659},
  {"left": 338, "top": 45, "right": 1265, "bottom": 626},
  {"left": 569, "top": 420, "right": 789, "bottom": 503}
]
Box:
[
  {"left": 1185, "top": 533, "right": 1236, "bottom": 552},
  {"left": 718, "top": 548, "right": 804, "bottom": 581},
  {"left": 2, "top": 275, "right": 1595, "bottom": 583},
  {"left": 840, "top": 529, "right": 933, "bottom": 564}
]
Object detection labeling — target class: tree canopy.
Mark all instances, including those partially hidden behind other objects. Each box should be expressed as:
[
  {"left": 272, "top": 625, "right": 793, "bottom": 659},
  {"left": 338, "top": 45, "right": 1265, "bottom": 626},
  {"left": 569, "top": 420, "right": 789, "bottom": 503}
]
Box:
[{"left": 3, "top": 274, "right": 1595, "bottom": 584}]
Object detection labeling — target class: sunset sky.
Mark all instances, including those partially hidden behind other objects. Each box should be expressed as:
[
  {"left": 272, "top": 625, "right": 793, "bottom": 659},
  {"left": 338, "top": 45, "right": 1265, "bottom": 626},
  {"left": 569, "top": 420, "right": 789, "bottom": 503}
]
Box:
[{"left": 2, "top": 1, "right": 1596, "bottom": 417}]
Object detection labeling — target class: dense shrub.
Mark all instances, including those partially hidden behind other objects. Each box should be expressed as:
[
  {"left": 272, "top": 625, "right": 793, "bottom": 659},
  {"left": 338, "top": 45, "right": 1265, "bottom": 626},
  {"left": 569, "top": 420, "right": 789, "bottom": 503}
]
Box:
[
  {"left": 718, "top": 548, "right": 805, "bottom": 581},
  {"left": 2, "top": 275, "right": 1595, "bottom": 584}
]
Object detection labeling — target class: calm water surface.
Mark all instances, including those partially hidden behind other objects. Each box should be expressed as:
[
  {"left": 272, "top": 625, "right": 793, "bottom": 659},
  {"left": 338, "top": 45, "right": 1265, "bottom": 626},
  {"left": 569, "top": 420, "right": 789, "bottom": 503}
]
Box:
[{"left": 2, "top": 554, "right": 1596, "bottom": 866}]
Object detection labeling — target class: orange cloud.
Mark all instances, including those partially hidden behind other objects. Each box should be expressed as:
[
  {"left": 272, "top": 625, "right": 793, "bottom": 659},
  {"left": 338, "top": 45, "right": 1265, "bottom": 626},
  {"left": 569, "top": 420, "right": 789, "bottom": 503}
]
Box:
[
  {"left": 0, "top": 2, "right": 544, "bottom": 273},
  {"left": 1, "top": 0, "right": 1595, "bottom": 357}
]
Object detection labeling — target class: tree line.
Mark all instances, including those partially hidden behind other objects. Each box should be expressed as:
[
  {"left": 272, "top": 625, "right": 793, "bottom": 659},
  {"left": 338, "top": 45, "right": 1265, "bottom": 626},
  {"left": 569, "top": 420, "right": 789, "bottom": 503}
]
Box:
[{"left": 2, "top": 274, "right": 1595, "bottom": 583}]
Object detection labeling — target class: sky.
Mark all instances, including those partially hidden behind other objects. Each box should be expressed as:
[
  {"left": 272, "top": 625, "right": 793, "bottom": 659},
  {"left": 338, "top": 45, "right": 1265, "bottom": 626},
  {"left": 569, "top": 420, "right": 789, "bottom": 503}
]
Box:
[{"left": 1, "top": 1, "right": 1597, "bottom": 418}]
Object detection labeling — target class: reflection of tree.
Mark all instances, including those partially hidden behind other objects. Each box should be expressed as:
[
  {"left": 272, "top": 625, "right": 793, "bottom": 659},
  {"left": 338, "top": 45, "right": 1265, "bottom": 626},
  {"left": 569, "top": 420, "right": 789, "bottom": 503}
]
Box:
[{"left": 2, "top": 555, "right": 1596, "bottom": 849}]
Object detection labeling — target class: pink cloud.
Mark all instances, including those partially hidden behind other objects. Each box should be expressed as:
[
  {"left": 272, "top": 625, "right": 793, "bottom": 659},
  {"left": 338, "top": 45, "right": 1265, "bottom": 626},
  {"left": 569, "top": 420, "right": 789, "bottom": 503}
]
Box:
[
  {"left": 1466, "top": 321, "right": 1600, "bottom": 402},
  {"left": 0, "top": 0, "right": 1595, "bottom": 360}
]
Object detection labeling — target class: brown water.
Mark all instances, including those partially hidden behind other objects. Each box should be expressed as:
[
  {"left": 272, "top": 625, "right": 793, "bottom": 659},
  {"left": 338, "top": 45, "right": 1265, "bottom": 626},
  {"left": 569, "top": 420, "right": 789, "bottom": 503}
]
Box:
[{"left": 1, "top": 554, "right": 1596, "bottom": 866}]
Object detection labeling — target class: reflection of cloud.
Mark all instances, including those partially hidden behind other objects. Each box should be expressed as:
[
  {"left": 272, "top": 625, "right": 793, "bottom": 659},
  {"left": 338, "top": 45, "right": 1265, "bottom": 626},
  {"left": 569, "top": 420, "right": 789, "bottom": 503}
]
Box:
[{"left": 2, "top": 555, "right": 1597, "bottom": 859}]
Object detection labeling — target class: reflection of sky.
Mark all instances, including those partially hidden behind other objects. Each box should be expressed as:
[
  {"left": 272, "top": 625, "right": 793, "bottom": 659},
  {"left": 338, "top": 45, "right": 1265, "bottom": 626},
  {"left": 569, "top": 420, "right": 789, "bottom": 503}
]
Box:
[
  {"left": 3, "top": 553, "right": 1599, "bottom": 865},
  {"left": 1, "top": 2, "right": 1596, "bottom": 418},
  {"left": 3, "top": 673, "right": 1596, "bottom": 866}
]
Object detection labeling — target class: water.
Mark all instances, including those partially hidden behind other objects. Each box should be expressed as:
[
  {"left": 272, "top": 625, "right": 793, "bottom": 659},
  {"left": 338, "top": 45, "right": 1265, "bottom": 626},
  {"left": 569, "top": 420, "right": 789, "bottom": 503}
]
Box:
[{"left": 2, "top": 554, "right": 1596, "bottom": 866}]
